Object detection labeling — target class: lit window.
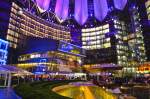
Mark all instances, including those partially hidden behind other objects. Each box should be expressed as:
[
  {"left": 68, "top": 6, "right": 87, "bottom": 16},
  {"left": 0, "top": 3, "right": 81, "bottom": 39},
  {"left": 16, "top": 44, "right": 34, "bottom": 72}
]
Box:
[
  {"left": 82, "top": 42, "right": 86, "bottom": 45},
  {"left": 104, "top": 43, "right": 111, "bottom": 48},
  {"left": 95, "top": 27, "right": 99, "bottom": 31},
  {"left": 97, "top": 45, "right": 101, "bottom": 48},
  {"left": 91, "top": 28, "right": 95, "bottom": 32},
  {"left": 97, "top": 36, "right": 100, "bottom": 39},
  {"left": 103, "top": 24, "right": 109, "bottom": 29},
  {"left": 106, "top": 38, "right": 110, "bottom": 42},
  {"left": 145, "top": 1, "right": 150, "bottom": 8},
  {"left": 97, "top": 40, "right": 100, "bottom": 43},
  {"left": 96, "top": 32, "right": 100, "bottom": 35},
  {"left": 104, "top": 29, "right": 109, "bottom": 33}
]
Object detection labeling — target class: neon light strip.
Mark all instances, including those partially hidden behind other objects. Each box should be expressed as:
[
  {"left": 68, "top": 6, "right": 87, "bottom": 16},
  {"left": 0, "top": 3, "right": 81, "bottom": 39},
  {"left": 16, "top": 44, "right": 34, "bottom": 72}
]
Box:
[
  {"left": 60, "top": 41, "right": 83, "bottom": 49},
  {"left": 58, "top": 49, "right": 86, "bottom": 57},
  {"left": 0, "top": 39, "right": 9, "bottom": 44}
]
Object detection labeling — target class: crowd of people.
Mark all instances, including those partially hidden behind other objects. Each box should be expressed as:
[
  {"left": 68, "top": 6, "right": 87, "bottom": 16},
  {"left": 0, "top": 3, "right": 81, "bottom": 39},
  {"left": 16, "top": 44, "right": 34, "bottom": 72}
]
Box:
[
  {"left": 11, "top": 74, "right": 86, "bottom": 85},
  {"left": 91, "top": 75, "right": 150, "bottom": 87}
]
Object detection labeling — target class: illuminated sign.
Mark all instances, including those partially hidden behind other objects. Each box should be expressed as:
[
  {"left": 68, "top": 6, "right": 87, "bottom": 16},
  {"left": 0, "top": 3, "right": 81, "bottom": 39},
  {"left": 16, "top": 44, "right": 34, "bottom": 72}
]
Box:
[
  {"left": 0, "top": 39, "right": 9, "bottom": 65},
  {"left": 58, "top": 41, "right": 85, "bottom": 57}
]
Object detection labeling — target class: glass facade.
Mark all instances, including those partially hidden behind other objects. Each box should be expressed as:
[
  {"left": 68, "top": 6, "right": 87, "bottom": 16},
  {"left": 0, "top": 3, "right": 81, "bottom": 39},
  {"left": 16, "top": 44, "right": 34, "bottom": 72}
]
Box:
[
  {"left": 17, "top": 51, "right": 82, "bottom": 72},
  {"left": 113, "top": 19, "right": 128, "bottom": 67},
  {"left": 82, "top": 24, "right": 110, "bottom": 50},
  {"left": 82, "top": 14, "right": 146, "bottom": 76},
  {"left": 129, "top": 6, "right": 146, "bottom": 64},
  {"left": 120, "top": 6, "right": 146, "bottom": 76}
]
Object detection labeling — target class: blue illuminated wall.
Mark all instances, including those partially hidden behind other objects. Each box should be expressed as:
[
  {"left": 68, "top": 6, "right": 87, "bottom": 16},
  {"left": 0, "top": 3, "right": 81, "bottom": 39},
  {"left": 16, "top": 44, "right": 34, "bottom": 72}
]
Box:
[
  {"left": 0, "top": 0, "right": 12, "bottom": 64},
  {"left": 0, "top": 39, "right": 9, "bottom": 65},
  {"left": 71, "top": 29, "right": 82, "bottom": 46},
  {"left": 20, "top": 37, "right": 58, "bottom": 54},
  {"left": 20, "top": 37, "right": 85, "bottom": 56}
]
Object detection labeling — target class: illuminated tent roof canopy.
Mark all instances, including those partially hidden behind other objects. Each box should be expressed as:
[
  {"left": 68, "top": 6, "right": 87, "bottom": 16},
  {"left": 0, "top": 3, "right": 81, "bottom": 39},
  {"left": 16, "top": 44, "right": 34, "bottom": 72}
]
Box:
[
  {"left": 36, "top": 0, "right": 51, "bottom": 12},
  {"left": 35, "top": 0, "right": 128, "bottom": 25},
  {"left": 114, "top": 0, "right": 128, "bottom": 10}
]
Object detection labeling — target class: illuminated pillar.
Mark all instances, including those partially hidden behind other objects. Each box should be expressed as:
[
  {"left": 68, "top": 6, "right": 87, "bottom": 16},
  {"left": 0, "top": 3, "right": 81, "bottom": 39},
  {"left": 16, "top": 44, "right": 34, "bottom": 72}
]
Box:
[
  {"left": 55, "top": 0, "right": 69, "bottom": 21},
  {"left": 75, "top": 0, "right": 88, "bottom": 25},
  {"left": 4, "top": 73, "right": 8, "bottom": 86},
  {"left": 114, "top": 0, "right": 128, "bottom": 10},
  {"left": 94, "top": 0, "right": 109, "bottom": 21}
]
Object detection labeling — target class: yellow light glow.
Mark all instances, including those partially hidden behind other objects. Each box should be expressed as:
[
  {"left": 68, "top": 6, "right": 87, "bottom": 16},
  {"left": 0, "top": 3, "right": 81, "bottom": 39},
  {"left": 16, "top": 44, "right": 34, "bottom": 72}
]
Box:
[{"left": 53, "top": 85, "right": 117, "bottom": 99}]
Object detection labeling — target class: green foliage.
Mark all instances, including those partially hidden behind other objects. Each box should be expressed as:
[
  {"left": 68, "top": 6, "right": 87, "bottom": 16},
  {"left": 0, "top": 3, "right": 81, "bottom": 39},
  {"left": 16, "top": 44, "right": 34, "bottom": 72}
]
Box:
[{"left": 14, "top": 81, "right": 73, "bottom": 99}]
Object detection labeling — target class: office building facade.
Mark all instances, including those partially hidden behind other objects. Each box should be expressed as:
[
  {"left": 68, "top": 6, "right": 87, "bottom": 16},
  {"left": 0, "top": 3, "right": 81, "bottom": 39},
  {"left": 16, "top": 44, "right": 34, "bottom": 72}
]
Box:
[{"left": 0, "top": 0, "right": 149, "bottom": 75}]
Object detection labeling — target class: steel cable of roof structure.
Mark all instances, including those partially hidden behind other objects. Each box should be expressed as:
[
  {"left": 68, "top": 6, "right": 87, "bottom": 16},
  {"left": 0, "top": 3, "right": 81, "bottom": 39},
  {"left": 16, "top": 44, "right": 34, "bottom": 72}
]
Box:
[{"left": 34, "top": 0, "right": 128, "bottom": 25}]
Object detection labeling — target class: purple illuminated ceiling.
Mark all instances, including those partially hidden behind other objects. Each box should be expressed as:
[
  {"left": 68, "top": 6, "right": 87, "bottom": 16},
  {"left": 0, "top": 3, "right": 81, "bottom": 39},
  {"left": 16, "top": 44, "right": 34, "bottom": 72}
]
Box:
[
  {"left": 94, "top": 0, "right": 108, "bottom": 21},
  {"left": 55, "top": 0, "right": 69, "bottom": 21},
  {"left": 36, "top": 0, "right": 50, "bottom": 11},
  {"left": 34, "top": 0, "right": 128, "bottom": 25},
  {"left": 114, "top": 0, "right": 128, "bottom": 10},
  {"left": 74, "top": 0, "right": 88, "bottom": 25}
]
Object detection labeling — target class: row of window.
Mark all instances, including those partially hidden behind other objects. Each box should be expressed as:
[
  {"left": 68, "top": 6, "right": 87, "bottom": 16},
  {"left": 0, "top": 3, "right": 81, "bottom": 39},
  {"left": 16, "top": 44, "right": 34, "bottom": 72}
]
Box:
[
  {"left": 82, "top": 38, "right": 110, "bottom": 45},
  {"left": 82, "top": 35, "right": 107, "bottom": 41},
  {"left": 18, "top": 52, "right": 80, "bottom": 62},
  {"left": 114, "top": 19, "right": 128, "bottom": 65},
  {"left": 82, "top": 43, "right": 111, "bottom": 50},
  {"left": 12, "top": 2, "right": 69, "bottom": 31},
  {"left": 128, "top": 8, "right": 146, "bottom": 63},
  {"left": 146, "top": 0, "right": 150, "bottom": 20},
  {"left": 82, "top": 29, "right": 109, "bottom": 37},
  {"left": 7, "top": 3, "right": 71, "bottom": 48},
  {"left": 114, "top": 20, "right": 130, "bottom": 67},
  {"left": 82, "top": 24, "right": 110, "bottom": 50},
  {"left": 82, "top": 24, "right": 109, "bottom": 32},
  {"left": 21, "top": 16, "right": 70, "bottom": 35},
  {"left": 118, "top": 56, "right": 127, "bottom": 61}
]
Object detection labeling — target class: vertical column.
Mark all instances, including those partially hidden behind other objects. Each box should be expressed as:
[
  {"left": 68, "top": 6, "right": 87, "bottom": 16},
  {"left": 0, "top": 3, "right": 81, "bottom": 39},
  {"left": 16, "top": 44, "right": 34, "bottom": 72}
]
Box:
[
  {"left": 93, "top": 0, "right": 109, "bottom": 21},
  {"left": 4, "top": 73, "right": 8, "bottom": 87},
  {"left": 7, "top": 73, "right": 11, "bottom": 87},
  {"left": 74, "top": 0, "right": 88, "bottom": 25}
]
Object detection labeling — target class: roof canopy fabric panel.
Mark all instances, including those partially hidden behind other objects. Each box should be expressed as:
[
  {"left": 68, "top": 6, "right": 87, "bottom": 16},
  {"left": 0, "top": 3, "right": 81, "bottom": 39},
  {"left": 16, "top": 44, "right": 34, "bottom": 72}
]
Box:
[
  {"left": 0, "top": 65, "right": 33, "bottom": 75},
  {"left": 36, "top": 0, "right": 51, "bottom": 12},
  {"left": 94, "top": 0, "right": 109, "bottom": 21},
  {"left": 75, "top": 0, "right": 88, "bottom": 25},
  {"left": 114, "top": 0, "right": 128, "bottom": 10},
  {"left": 55, "top": 0, "right": 69, "bottom": 21}
]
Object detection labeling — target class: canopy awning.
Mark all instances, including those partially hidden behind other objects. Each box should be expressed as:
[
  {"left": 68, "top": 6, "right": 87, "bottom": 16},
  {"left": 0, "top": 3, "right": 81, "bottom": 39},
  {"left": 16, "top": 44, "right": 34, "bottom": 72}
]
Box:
[{"left": 0, "top": 65, "right": 33, "bottom": 75}]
